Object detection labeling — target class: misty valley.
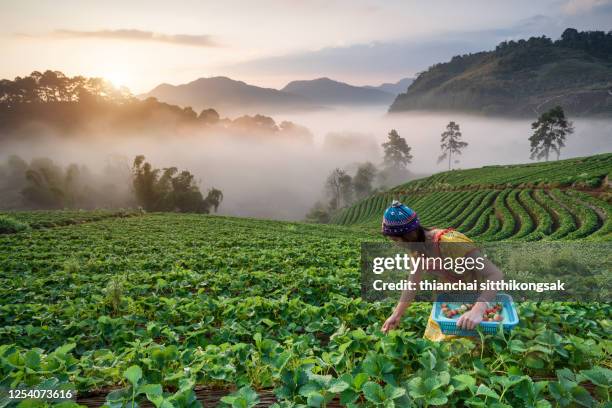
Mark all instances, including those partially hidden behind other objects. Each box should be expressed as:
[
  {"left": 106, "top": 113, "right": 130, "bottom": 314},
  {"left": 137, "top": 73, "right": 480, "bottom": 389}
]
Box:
[{"left": 1, "top": 68, "right": 610, "bottom": 220}]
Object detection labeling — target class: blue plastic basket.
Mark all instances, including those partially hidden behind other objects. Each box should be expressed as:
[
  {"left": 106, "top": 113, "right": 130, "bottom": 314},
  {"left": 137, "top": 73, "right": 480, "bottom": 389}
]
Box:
[{"left": 432, "top": 293, "right": 519, "bottom": 336}]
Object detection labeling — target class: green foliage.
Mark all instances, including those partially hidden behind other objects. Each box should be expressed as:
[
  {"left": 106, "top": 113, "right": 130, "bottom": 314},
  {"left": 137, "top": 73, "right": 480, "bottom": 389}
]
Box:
[
  {"left": 221, "top": 386, "right": 260, "bottom": 408},
  {"left": 535, "top": 190, "right": 576, "bottom": 240},
  {"left": 305, "top": 202, "right": 331, "bottom": 224},
  {"left": 438, "top": 121, "right": 468, "bottom": 170},
  {"left": 507, "top": 190, "right": 534, "bottom": 240},
  {"left": 568, "top": 190, "right": 612, "bottom": 240},
  {"left": 0, "top": 209, "right": 138, "bottom": 229},
  {"left": 124, "top": 365, "right": 142, "bottom": 386},
  {"left": 0, "top": 215, "right": 29, "bottom": 234},
  {"left": 518, "top": 190, "right": 553, "bottom": 241},
  {"left": 557, "top": 28, "right": 612, "bottom": 60},
  {"left": 382, "top": 129, "right": 413, "bottom": 170},
  {"left": 395, "top": 153, "right": 611, "bottom": 191},
  {"left": 353, "top": 162, "right": 378, "bottom": 200},
  {"left": 0, "top": 70, "right": 131, "bottom": 106},
  {"left": 102, "top": 365, "right": 200, "bottom": 408},
  {"left": 131, "top": 156, "right": 222, "bottom": 214},
  {"left": 362, "top": 381, "right": 406, "bottom": 406},
  {"left": 529, "top": 106, "right": 574, "bottom": 162},
  {"left": 0, "top": 155, "right": 134, "bottom": 210}
]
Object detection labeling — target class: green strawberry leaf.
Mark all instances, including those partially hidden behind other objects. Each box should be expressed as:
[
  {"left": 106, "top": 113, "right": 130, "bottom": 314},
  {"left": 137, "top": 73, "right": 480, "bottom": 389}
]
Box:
[
  {"left": 581, "top": 367, "right": 611, "bottom": 387},
  {"left": 570, "top": 386, "right": 596, "bottom": 408},
  {"left": 453, "top": 374, "right": 476, "bottom": 391},
  {"left": 139, "top": 383, "right": 163, "bottom": 398},
  {"left": 328, "top": 379, "right": 350, "bottom": 393},
  {"left": 306, "top": 392, "right": 325, "bottom": 407},
  {"left": 384, "top": 384, "right": 405, "bottom": 400},
  {"left": 476, "top": 384, "right": 500, "bottom": 400},
  {"left": 124, "top": 365, "right": 143, "bottom": 386},
  {"left": 24, "top": 350, "right": 40, "bottom": 370},
  {"left": 362, "top": 381, "right": 385, "bottom": 404}
]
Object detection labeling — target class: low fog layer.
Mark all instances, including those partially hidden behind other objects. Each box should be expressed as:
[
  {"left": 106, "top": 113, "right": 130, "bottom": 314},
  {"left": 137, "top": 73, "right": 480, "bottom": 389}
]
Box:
[
  {"left": 277, "top": 108, "right": 612, "bottom": 172},
  {"left": 1, "top": 108, "right": 611, "bottom": 220}
]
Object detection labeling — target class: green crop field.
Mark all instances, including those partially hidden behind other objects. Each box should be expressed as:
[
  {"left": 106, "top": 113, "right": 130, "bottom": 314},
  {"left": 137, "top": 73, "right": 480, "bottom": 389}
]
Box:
[
  {"left": 1, "top": 155, "right": 611, "bottom": 407},
  {"left": 332, "top": 153, "right": 612, "bottom": 242},
  {"left": 0, "top": 210, "right": 140, "bottom": 230}
]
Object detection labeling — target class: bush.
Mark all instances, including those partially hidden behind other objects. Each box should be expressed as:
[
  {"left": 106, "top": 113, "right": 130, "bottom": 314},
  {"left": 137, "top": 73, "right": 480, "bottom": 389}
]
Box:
[{"left": 0, "top": 215, "right": 30, "bottom": 234}]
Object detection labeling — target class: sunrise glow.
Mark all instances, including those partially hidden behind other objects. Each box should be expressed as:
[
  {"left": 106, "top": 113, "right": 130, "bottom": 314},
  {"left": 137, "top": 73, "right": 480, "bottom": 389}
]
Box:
[{"left": 103, "top": 71, "right": 130, "bottom": 88}]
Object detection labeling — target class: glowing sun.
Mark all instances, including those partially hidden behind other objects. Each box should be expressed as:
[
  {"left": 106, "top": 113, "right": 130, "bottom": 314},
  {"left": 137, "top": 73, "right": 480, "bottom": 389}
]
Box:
[{"left": 104, "top": 71, "right": 130, "bottom": 88}]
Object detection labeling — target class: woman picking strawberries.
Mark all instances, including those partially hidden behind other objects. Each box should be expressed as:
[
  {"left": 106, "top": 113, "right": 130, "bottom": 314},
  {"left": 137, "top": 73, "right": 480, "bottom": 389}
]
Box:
[{"left": 379, "top": 200, "right": 504, "bottom": 341}]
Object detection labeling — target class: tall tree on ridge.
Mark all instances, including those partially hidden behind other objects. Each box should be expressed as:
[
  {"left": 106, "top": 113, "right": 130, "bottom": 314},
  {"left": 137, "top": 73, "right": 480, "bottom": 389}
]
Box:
[
  {"left": 382, "top": 129, "right": 413, "bottom": 171},
  {"left": 529, "top": 106, "right": 574, "bottom": 161},
  {"left": 438, "top": 121, "right": 468, "bottom": 170}
]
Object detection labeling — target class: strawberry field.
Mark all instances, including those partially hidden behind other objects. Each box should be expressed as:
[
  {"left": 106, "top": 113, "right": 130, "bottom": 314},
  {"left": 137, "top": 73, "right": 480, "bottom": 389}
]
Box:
[
  {"left": 332, "top": 154, "right": 612, "bottom": 243},
  {"left": 0, "top": 212, "right": 611, "bottom": 407}
]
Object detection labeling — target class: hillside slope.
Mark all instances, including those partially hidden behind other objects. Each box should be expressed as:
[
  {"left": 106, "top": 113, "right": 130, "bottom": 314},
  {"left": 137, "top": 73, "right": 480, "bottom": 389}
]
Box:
[
  {"left": 332, "top": 153, "right": 612, "bottom": 241},
  {"left": 389, "top": 29, "right": 612, "bottom": 117}
]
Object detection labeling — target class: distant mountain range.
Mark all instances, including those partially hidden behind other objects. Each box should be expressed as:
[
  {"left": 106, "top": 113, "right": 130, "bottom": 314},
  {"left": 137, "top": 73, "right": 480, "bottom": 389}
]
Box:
[
  {"left": 364, "top": 77, "right": 414, "bottom": 95},
  {"left": 144, "top": 77, "right": 315, "bottom": 116},
  {"left": 281, "top": 77, "right": 396, "bottom": 106},
  {"left": 390, "top": 29, "right": 612, "bottom": 117},
  {"left": 143, "top": 76, "right": 413, "bottom": 115}
]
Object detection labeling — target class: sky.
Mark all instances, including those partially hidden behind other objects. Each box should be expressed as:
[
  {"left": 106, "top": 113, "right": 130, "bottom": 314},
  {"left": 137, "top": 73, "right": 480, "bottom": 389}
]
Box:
[{"left": 1, "top": 0, "right": 611, "bottom": 93}]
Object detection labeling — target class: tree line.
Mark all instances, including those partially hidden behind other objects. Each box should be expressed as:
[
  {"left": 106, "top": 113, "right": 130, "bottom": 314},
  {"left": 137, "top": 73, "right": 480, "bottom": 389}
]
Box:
[
  {"left": 496, "top": 28, "right": 612, "bottom": 61},
  {"left": 0, "top": 154, "right": 222, "bottom": 213},
  {"left": 0, "top": 70, "right": 131, "bottom": 106},
  {"left": 306, "top": 129, "right": 418, "bottom": 223},
  {"left": 436, "top": 28, "right": 612, "bottom": 73},
  {"left": 132, "top": 156, "right": 222, "bottom": 213}
]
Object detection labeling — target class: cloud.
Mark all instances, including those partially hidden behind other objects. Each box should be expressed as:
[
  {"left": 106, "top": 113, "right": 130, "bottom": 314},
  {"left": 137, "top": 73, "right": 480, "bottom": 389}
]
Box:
[
  {"left": 561, "top": 0, "right": 612, "bottom": 14},
  {"left": 223, "top": 30, "right": 514, "bottom": 83},
  {"left": 224, "top": 9, "right": 611, "bottom": 85},
  {"left": 20, "top": 29, "right": 218, "bottom": 47}
]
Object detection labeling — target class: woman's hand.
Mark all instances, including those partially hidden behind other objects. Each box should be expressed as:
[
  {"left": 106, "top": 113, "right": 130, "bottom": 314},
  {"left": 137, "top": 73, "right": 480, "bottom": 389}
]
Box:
[
  {"left": 456, "top": 308, "right": 483, "bottom": 330},
  {"left": 382, "top": 313, "right": 402, "bottom": 334}
]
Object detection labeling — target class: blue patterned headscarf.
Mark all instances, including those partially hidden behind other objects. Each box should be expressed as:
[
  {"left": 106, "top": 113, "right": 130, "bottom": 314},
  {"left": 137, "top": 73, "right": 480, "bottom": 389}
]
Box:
[{"left": 382, "top": 200, "right": 420, "bottom": 236}]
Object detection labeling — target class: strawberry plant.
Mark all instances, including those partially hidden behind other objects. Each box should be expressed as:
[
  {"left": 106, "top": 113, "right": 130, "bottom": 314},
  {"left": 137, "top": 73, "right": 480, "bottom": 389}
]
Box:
[{"left": 220, "top": 386, "right": 260, "bottom": 408}]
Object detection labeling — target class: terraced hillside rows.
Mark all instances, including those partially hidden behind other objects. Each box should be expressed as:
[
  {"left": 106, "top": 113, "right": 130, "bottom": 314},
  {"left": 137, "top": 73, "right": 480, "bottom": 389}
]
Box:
[
  {"left": 332, "top": 154, "right": 612, "bottom": 241},
  {"left": 398, "top": 153, "right": 612, "bottom": 191}
]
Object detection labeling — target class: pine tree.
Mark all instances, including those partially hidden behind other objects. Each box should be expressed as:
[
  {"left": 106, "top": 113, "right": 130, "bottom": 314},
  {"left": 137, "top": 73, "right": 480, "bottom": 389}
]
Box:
[
  {"left": 382, "top": 130, "right": 413, "bottom": 170},
  {"left": 438, "top": 121, "right": 468, "bottom": 170}
]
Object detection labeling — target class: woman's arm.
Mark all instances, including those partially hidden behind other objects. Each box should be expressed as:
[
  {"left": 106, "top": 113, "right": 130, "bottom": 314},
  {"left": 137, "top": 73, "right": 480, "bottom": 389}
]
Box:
[
  {"left": 381, "top": 267, "right": 424, "bottom": 333},
  {"left": 456, "top": 251, "right": 504, "bottom": 330}
]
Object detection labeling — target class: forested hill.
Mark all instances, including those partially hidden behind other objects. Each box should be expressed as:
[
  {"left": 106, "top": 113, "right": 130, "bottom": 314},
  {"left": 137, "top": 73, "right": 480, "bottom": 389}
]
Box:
[{"left": 389, "top": 29, "right": 612, "bottom": 117}]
